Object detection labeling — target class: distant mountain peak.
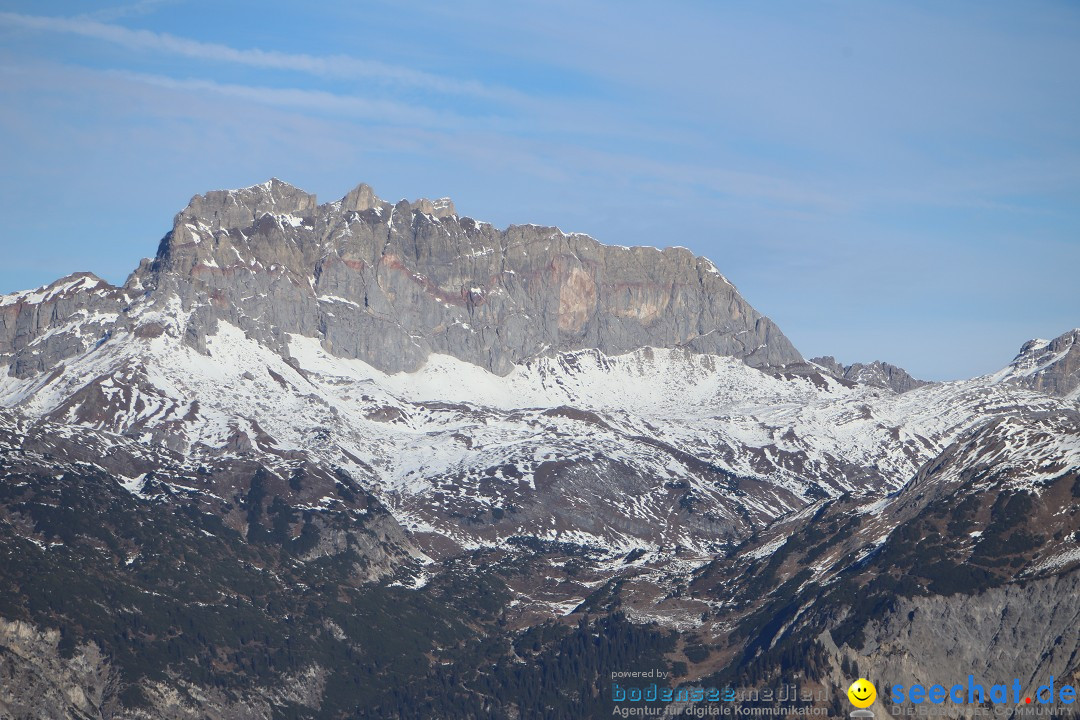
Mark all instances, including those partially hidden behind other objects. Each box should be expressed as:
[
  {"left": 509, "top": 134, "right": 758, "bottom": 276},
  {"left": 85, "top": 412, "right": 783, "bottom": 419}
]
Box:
[
  {"left": 0, "top": 272, "right": 111, "bottom": 308},
  {"left": 410, "top": 196, "right": 456, "bottom": 218},
  {"left": 178, "top": 178, "right": 318, "bottom": 233},
  {"left": 809, "top": 356, "right": 929, "bottom": 393},
  {"left": 341, "top": 182, "right": 379, "bottom": 212},
  {"left": 992, "top": 328, "right": 1080, "bottom": 399}
]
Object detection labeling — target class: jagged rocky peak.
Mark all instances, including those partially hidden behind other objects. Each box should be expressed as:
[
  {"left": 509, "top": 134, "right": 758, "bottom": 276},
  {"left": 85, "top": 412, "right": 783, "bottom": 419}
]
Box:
[
  {"left": 410, "top": 196, "right": 456, "bottom": 218},
  {"left": 338, "top": 182, "right": 457, "bottom": 219},
  {"left": 0, "top": 272, "right": 113, "bottom": 307},
  {"left": 180, "top": 178, "right": 318, "bottom": 232},
  {"left": 810, "top": 356, "right": 929, "bottom": 393},
  {"left": 341, "top": 182, "right": 381, "bottom": 212},
  {"left": 996, "top": 329, "right": 1080, "bottom": 399}
]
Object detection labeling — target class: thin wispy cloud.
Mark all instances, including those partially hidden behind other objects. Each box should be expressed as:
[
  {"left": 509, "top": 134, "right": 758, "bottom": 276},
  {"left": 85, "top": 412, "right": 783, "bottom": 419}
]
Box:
[
  {"left": 110, "top": 69, "right": 460, "bottom": 129},
  {"left": 79, "top": 0, "right": 181, "bottom": 23},
  {"left": 82, "top": 64, "right": 835, "bottom": 213},
  {"left": 0, "top": 11, "right": 507, "bottom": 100}
]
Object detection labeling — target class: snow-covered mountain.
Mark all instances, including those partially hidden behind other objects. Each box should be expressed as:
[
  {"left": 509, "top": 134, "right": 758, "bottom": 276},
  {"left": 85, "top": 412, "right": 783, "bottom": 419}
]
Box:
[
  {"left": 0, "top": 305, "right": 1073, "bottom": 559},
  {"left": 1, "top": 179, "right": 1078, "bottom": 718}
]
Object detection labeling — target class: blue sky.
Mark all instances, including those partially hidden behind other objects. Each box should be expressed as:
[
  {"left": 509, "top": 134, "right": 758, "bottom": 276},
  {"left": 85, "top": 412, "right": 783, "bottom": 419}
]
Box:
[{"left": 1, "top": 1, "right": 1078, "bottom": 380}]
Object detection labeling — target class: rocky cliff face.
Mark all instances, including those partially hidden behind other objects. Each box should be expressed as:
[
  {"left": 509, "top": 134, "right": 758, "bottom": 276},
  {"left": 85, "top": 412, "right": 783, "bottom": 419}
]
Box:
[
  {"left": 992, "top": 329, "right": 1080, "bottom": 399},
  {"left": 0, "top": 273, "right": 130, "bottom": 378},
  {"left": 96, "top": 179, "right": 799, "bottom": 377},
  {"left": 0, "top": 617, "right": 117, "bottom": 720},
  {"left": 852, "top": 569, "right": 1080, "bottom": 719},
  {"left": 190, "top": 180, "right": 796, "bottom": 373}
]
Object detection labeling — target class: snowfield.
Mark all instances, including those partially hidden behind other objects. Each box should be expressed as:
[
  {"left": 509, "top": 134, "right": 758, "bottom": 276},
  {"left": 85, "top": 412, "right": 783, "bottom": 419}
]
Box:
[{"left": 2, "top": 303, "right": 1075, "bottom": 555}]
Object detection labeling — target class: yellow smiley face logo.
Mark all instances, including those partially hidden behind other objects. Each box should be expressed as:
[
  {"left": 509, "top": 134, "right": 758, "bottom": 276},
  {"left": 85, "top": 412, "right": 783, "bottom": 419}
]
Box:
[{"left": 847, "top": 678, "right": 877, "bottom": 708}]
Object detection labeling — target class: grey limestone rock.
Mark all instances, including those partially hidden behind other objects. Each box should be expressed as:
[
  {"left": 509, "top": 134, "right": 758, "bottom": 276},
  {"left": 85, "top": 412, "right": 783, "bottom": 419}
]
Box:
[
  {"left": 0, "top": 617, "right": 116, "bottom": 720},
  {"left": 2, "top": 178, "right": 806, "bottom": 381},
  {"left": 180, "top": 177, "right": 318, "bottom": 233},
  {"left": 847, "top": 568, "right": 1080, "bottom": 718},
  {"left": 1002, "top": 329, "right": 1080, "bottom": 398},
  {"left": 127, "top": 178, "right": 803, "bottom": 375},
  {"left": 0, "top": 272, "right": 131, "bottom": 378}
]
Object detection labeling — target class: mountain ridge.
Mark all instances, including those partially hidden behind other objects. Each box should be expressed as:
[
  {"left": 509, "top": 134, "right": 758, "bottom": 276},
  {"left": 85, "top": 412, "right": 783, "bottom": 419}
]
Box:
[
  {"left": 809, "top": 356, "right": 929, "bottom": 394},
  {"left": 2, "top": 178, "right": 803, "bottom": 380},
  {"left": 1, "top": 178, "right": 1079, "bottom": 718}
]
